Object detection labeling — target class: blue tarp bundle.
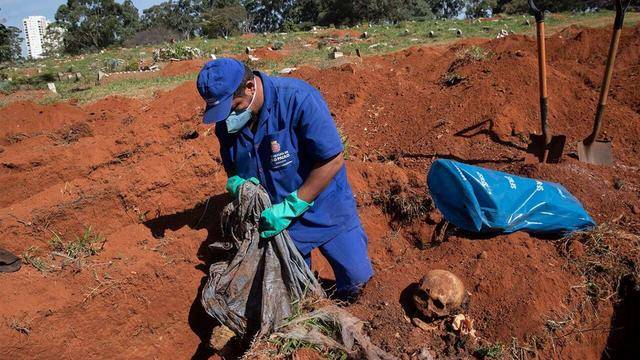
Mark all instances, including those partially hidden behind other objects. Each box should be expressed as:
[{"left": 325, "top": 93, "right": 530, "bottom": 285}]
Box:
[{"left": 427, "top": 159, "right": 595, "bottom": 235}]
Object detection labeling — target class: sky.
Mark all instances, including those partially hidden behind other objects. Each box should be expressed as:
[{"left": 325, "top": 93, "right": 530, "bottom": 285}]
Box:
[{"left": 0, "top": 0, "right": 162, "bottom": 56}]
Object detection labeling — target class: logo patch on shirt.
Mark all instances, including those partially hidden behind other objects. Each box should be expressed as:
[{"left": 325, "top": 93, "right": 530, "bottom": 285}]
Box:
[
  {"left": 270, "top": 140, "right": 292, "bottom": 169},
  {"left": 271, "top": 140, "right": 281, "bottom": 153}
]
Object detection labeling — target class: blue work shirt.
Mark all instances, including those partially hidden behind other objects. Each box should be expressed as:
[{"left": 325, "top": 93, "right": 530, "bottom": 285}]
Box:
[{"left": 215, "top": 72, "right": 360, "bottom": 255}]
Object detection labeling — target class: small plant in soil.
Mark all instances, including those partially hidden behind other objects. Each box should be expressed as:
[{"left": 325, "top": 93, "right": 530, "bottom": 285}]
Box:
[
  {"left": 50, "top": 226, "right": 106, "bottom": 267},
  {"left": 455, "top": 46, "right": 492, "bottom": 62},
  {"left": 474, "top": 342, "right": 504, "bottom": 359},
  {"left": 272, "top": 40, "right": 285, "bottom": 50},
  {"left": 21, "top": 246, "right": 50, "bottom": 272},
  {"left": 447, "top": 46, "right": 494, "bottom": 76},
  {"left": 442, "top": 71, "right": 465, "bottom": 86}
]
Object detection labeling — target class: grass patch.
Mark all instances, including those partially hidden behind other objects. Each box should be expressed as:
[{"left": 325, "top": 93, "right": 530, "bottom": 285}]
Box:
[
  {"left": 50, "top": 226, "right": 106, "bottom": 260},
  {"left": 21, "top": 226, "right": 107, "bottom": 272},
  {"left": 446, "top": 45, "right": 493, "bottom": 79},
  {"left": 456, "top": 45, "right": 492, "bottom": 62},
  {"left": 53, "top": 72, "right": 197, "bottom": 103}
]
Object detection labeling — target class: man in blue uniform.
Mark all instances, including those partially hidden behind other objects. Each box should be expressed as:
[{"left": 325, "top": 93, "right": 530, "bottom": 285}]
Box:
[{"left": 197, "top": 58, "right": 373, "bottom": 299}]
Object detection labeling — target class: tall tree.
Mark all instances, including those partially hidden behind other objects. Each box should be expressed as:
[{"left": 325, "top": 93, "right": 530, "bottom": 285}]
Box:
[
  {"left": 42, "top": 23, "right": 65, "bottom": 58},
  {"left": 55, "top": 0, "right": 141, "bottom": 54},
  {"left": 314, "top": 0, "right": 433, "bottom": 26},
  {"left": 409, "top": 0, "right": 434, "bottom": 18},
  {"left": 201, "top": 5, "right": 247, "bottom": 38},
  {"left": 466, "top": 0, "right": 497, "bottom": 18},
  {"left": 0, "top": 8, "right": 22, "bottom": 62},
  {"left": 493, "top": 0, "right": 611, "bottom": 14},
  {"left": 242, "top": 0, "right": 293, "bottom": 32},
  {"left": 428, "top": 0, "right": 465, "bottom": 18},
  {"left": 283, "top": 0, "right": 320, "bottom": 29},
  {"left": 121, "top": 0, "right": 142, "bottom": 39},
  {"left": 142, "top": 0, "right": 204, "bottom": 38}
]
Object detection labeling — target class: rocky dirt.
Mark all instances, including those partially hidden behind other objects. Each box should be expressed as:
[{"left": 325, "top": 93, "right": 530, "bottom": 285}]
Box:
[{"left": 1, "top": 24, "right": 639, "bottom": 359}]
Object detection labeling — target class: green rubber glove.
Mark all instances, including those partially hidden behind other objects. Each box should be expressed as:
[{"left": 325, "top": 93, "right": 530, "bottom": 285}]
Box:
[
  {"left": 226, "top": 175, "right": 260, "bottom": 196},
  {"left": 259, "top": 191, "right": 313, "bottom": 238}
]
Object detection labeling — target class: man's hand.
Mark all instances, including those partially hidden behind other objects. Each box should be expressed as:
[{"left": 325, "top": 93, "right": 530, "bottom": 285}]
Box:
[
  {"left": 259, "top": 191, "right": 312, "bottom": 238},
  {"left": 226, "top": 175, "right": 260, "bottom": 196}
]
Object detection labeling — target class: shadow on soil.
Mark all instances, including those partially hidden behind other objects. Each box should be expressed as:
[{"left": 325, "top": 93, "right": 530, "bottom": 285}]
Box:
[
  {"left": 454, "top": 119, "right": 528, "bottom": 152},
  {"left": 143, "top": 193, "right": 243, "bottom": 360},
  {"left": 399, "top": 282, "right": 421, "bottom": 319},
  {"left": 601, "top": 274, "right": 640, "bottom": 360}
]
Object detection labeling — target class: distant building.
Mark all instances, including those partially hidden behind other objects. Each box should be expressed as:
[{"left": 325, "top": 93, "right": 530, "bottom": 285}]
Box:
[{"left": 22, "top": 16, "right": 49, "bottom": 59}]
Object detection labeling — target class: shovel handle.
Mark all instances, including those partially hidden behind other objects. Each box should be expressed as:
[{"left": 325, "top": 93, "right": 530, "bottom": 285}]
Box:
[
  {"left": 529, "top": 0, "right": 548, "bottom": 140},
  {"left": 528, "top": 0, "right": 545, "bottom": 22},
  {"left": 586, "top": 0, "right": 629, "bottom": 145}
]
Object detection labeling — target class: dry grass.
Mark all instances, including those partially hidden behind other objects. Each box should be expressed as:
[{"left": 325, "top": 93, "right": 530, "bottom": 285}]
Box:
[
  {"left": 507, "top": 336, "right": 540, "bottom": 360},
  {"left": 244, "top": 296, "right": 347, "bottom": 360},
  {"left": 528, "top": 222, "right": 640, "bottom": 358},
  {"left": 372, "top": 183, "right": 432, "bottom": 224},
  {"left": 9, "top": 318, "right": 32, "bottom": 335},
  {"left": 20, "top": 246, "right": 51, "bottom": 273},
  {"left": 5, "top": 132, "right": 29, "bottom": 144},
  {"left": 50, "top": 226, "right": 106, "bottom": 265},
  {"left": 556, "top": 223, "right": 640, "bottom": 303}
]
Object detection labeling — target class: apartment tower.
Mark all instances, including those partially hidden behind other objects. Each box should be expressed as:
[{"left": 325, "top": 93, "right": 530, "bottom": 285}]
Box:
[{"left": 22, "top": 16, "right": 48, "bottom": 59}]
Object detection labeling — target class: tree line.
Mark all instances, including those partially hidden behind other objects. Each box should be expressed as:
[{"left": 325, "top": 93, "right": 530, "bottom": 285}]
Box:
[{"left": 0, "top": 0, "right": 620, "bottom": 61}]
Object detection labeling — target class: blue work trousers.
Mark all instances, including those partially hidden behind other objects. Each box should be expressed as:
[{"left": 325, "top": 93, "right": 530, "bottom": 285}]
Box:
[{"left": 302, "top": 225, "right": 373, "bottom": 293}]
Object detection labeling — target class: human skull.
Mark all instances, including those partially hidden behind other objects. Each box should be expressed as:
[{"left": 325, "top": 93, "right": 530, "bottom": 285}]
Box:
[{"left": 412, "top": 269, "right": 466, "bottom": 319}]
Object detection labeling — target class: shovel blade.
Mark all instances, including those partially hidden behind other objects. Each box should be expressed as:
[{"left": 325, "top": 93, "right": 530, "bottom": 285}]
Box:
[
  {"left": 527, "top": 134, "right": 566, "bottom": 163},
  {"left": 577, "top": 140, "right": 613, "bottom": 165}
]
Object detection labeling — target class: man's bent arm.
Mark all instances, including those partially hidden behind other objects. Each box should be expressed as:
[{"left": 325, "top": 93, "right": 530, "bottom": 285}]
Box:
[{"left": 297, "top": 153, "right": 344, "bottom": 203}]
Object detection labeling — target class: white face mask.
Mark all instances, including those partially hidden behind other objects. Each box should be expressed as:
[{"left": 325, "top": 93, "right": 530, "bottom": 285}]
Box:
[{"left": 225, "top": 84, "right": 257, "bottom": 134}]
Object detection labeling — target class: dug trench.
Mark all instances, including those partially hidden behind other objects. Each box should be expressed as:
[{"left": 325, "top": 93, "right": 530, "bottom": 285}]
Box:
[{"left": 1, "top": 24, "right": 640, "bottom": 359}]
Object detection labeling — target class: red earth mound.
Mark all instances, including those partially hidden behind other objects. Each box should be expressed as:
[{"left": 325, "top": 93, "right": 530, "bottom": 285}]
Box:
[
  {"left": 251, "top": 46, "right": 290, "bottom": 61},
  {"left": 1, "top": 24, "right": 639, "bottom": 359},
  {"left": 160, "top": 58, "right": 208, "bottom": 77}
]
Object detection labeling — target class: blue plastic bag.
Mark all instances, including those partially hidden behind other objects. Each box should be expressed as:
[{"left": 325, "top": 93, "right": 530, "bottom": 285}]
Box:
[{"left": 427, "top": 159, "right": 595, "bottom": 235}]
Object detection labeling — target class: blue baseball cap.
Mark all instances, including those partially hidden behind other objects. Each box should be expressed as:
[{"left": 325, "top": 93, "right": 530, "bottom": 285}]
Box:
[{"left": 197, "top": 58, "right": 245, "bottom": 124}]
